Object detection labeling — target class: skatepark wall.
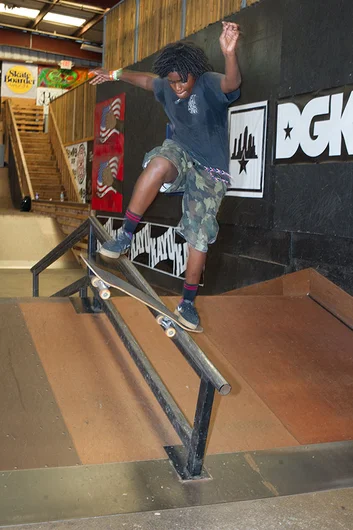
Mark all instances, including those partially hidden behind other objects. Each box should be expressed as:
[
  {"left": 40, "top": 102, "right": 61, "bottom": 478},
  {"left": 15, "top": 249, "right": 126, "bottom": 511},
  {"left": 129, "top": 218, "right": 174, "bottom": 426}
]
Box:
[{"left": 97, "top": 0, "right": 353, "bottom": 296}]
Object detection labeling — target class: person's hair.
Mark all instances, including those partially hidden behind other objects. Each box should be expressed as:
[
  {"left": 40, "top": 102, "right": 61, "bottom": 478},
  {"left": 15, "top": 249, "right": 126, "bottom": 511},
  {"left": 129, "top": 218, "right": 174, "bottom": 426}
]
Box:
[{"left": 153, "top": 41, "right": 213, "bottom": 82}]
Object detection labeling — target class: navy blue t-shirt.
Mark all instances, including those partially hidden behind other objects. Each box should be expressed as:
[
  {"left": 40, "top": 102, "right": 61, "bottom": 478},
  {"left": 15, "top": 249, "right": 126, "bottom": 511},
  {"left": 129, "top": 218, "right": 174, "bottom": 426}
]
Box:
[{"left": 153, "top": 72, "right": 240, "bottom": 172}]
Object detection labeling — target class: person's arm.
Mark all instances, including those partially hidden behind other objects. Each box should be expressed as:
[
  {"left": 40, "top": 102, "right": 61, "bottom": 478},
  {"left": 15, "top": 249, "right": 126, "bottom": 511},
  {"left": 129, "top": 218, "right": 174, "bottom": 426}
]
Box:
[
  {"left": 89, "top": 68, "right": 157, "bottom": 91},
  {"left": 219, "top": 21, "right": 242, "bottom": 93}
]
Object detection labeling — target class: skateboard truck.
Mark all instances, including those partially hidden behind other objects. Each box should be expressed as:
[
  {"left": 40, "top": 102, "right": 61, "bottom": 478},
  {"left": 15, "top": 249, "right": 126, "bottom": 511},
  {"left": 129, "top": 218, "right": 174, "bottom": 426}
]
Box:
[
  {"left": 91, "top": 276, "right": 177, "bottom": 338},
  {"left": 90, "top": 276, "right": 111, "bottom": 300},
  {"left": 155, "top": 315, "right": 177, "bottom": 338}
]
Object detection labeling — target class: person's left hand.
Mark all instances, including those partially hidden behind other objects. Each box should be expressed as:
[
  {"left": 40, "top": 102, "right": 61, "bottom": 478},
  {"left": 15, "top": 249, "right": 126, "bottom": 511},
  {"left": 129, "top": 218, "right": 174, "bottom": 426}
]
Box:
[{"left": 220, "top": 21, "right": 241, "bottom": 56}]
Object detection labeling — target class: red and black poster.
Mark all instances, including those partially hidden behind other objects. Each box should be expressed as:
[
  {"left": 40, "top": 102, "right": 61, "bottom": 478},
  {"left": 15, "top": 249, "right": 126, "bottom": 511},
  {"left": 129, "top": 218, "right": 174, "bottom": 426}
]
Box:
[{"left": 91, "top": 93, "right": 125, "bottom": 212}]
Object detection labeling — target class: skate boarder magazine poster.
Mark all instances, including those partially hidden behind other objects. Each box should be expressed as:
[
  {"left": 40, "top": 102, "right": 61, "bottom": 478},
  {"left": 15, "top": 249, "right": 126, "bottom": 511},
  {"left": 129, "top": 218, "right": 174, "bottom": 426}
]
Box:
[{"left": 92, "top": 94, "right": 125, "bottom": 213}]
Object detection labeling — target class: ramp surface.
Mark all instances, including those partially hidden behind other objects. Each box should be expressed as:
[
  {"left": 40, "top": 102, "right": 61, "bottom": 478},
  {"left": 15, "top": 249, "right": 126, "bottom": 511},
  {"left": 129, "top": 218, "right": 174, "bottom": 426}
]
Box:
[
  {"left": 1, "top": 289, "right": 353, "bottom": 471},
  {"left": 0, "top": 300, "right": 79, "bottom": 470}
]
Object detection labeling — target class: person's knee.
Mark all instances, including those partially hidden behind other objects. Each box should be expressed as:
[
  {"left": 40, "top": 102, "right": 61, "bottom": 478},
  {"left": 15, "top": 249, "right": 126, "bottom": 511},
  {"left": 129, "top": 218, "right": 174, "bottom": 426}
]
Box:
[{"left": 147, "top": 157, "right": 177, "bottom": 184}]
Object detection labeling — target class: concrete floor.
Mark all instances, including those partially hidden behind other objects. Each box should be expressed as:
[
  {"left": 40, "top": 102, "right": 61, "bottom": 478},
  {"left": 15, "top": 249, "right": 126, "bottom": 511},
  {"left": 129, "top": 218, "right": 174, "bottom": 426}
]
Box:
[{"left": 7, "top": 488, "right": 353, "bottom": 530}]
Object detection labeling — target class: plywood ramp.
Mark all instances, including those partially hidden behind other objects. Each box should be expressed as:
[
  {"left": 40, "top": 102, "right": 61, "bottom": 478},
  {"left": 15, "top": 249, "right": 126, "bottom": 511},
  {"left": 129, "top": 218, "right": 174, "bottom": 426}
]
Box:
[
  {"left": 3, "top": 281, "right": 352, "bottom": 470},
  {"left": 19, "top": 297, "right": 298, "bottom": 468},
  {"left": 193, "top": 294, "right": 353, "bottom": 444}
]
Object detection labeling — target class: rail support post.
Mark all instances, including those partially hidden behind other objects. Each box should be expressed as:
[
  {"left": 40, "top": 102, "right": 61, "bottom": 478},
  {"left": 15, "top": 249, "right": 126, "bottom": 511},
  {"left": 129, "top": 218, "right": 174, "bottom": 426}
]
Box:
[
  {"left": 32, "top": 271, "right": 39, "bottom": 297},
  {"left": 186, "top": 378, "right": 215, "bottom": 477}
]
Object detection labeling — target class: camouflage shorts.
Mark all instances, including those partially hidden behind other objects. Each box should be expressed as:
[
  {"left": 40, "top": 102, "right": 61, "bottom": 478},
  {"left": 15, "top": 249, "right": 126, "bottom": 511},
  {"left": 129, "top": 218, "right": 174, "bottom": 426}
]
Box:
[{"left": 143, "top": 139, "right": 227, "bottom": 253}]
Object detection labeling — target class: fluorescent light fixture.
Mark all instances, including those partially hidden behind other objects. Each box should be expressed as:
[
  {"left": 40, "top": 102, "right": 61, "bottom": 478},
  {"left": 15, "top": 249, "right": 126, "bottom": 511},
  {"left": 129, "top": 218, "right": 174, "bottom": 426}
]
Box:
[
  {"left": 44, "top": 12, "right": 86, "bottom": 27},
  {"left": 80, "top": 43, "right": 103, "bottom": 53},
  {"left": 0, "top": 3, "right": 39, "bottom": 19}
]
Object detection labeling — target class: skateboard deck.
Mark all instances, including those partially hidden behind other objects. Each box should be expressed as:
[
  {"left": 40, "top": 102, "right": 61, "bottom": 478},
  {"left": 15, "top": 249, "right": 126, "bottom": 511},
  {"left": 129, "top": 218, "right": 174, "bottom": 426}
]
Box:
[{"left": 81, "top": 255, "right": 203, "bottom": 337}]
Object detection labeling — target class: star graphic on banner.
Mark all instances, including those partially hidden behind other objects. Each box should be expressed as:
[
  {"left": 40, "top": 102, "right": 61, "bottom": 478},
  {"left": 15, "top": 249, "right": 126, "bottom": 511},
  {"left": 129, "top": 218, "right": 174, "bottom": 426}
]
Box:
[
  {"left": 284, "top": 122, "right": 293, "bottom": 139},
  {"left": 238, "top": 150, "right": 249, "bottom": 174}
]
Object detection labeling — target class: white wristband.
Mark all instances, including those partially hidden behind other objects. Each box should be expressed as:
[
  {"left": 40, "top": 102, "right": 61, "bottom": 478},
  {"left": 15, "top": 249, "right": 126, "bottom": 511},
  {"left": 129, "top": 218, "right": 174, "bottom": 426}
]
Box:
[{"left": 112, "top": 68, "right": 123, "bottom": 81}]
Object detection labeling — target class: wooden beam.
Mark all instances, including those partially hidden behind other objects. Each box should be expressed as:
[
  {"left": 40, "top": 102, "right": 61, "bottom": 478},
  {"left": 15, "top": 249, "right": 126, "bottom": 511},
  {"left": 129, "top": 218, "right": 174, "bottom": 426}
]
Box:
[
  {"left": 72, "top": 11, "right": 107, "bottom": 37},
  {"left": 28, "top": 0, "right": 60, "bottom": 29}
]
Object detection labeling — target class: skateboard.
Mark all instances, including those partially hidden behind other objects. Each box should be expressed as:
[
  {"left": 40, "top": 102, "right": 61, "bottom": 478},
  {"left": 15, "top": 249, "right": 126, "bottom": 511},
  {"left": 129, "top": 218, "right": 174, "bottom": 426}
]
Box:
[{"left": 81, "top": 255, "right": 203, "bottom": 337}]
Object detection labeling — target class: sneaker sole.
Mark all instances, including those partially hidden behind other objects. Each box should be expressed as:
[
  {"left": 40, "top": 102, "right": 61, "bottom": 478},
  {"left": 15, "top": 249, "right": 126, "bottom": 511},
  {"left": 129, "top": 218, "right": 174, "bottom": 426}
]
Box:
[
  {"left": 174, "top": 309, "right": 198, "bottom": 330},
  {"left": 98, "top": 247, "right": 129, "bottom": 259}
]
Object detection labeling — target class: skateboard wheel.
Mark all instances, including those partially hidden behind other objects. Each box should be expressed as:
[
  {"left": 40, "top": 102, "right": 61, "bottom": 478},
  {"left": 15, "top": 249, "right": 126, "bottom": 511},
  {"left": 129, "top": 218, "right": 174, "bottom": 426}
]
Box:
[
  {"left": 99, "top": 289, "right": 111, "bottom": 300},
  {"left": 156, "top": 314, "right": 165, "bottom": 325},
  {"left": 91, "top": 276, "right": 100, "bottom": 288},
  {"left": 165, "top": 327, "right": 176, "bottom": 338}
]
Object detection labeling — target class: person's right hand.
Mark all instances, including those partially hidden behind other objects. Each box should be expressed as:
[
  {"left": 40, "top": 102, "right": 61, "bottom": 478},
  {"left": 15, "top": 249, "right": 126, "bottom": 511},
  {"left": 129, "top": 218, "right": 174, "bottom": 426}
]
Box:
[{"left": 88, "top": 68, "right": 113, "bottom": 85}]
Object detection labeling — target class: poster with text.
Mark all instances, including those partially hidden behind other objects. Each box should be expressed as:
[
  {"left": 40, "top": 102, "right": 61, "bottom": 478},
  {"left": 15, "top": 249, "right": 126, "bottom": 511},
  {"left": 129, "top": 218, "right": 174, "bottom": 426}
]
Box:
[
  {"left": 98, "top": 218, "right": 189, "bottom": 281},
  {"left": 36, "top": 87, "right": 67, "bottom": 115},
  {"left": 227, "top": 101, "right": 268, "bottom": 198},
  {"left": 66, "top": 142, "right": 88, "bottom": 203},
  {"left": 1, "top": 62, "right": 38, "bottom": 99},
  {"left": 91, "top": 94, "right": 125, "bottom": 212}
]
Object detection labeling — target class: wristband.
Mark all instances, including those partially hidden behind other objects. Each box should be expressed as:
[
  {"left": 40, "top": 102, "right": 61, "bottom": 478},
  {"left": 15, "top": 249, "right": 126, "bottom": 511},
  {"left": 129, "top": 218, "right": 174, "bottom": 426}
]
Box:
[{"left": 109, "top": 68, "right": 123, "bottom": 81}]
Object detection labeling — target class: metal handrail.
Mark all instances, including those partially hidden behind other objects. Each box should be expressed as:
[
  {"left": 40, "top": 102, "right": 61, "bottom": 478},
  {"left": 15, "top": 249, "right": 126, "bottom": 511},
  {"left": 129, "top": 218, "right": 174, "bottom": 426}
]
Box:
[
  {"left": 31, "top": 216, "right": 232, "bottom": 479},
  {"left": 30, "top": 218, "right": 89, "bottom": 296},
  {"left": 90, "top": 216, "right": 231, "bottom": 396}
]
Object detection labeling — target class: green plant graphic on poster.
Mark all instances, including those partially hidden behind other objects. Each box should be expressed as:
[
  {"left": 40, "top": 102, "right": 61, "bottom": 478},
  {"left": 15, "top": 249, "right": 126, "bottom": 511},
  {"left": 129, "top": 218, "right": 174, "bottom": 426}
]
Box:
[{"left": 38, "top": 67, "right": 88, "bottom": 89}]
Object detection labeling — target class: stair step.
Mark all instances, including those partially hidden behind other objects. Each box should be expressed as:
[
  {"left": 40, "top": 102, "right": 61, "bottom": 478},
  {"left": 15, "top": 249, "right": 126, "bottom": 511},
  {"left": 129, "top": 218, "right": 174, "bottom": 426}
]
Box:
[
  {"left": 24, "top": 152, "right": 52, "bottom": 157},
  {"left": 30, "top": 179, "right": 61, "bottom": 185},
  {"left": 28, "top": 171, "right": 58, "bottom": 177},
  {"left": 22, "top": 145, "right": 49, "bottom": 149},
  {"left": 22, "top": 146, "right": 51, "bottom": 152},
  {"left": 21, "top": 138, "right": 47, "bottom": 142},
  {"left": 21, "top": 137, "right": 50, "bottom": 142},
  {"left": 35, "top": 190, "right": 60, "bottom": 201},
  {"left": 20, "top": 133, "right": 49, "bottom": 134},
  {"left": 31, "top": 182, "right": 62, "bottom": 188},
  {"left": 13, "top": 105, "right": 43, "bottom": 111},
  {"left": 29, "top": 173, "right": 61, "bottom": 179},
  {"left": 30, "top": 183, "right": 62, "bottom": 188},
  {"left": 28, "top": 158, "right": 57, "bottom": 164},
  {"left": 26, "top": 162, "right": 56, "bottom": 168}
]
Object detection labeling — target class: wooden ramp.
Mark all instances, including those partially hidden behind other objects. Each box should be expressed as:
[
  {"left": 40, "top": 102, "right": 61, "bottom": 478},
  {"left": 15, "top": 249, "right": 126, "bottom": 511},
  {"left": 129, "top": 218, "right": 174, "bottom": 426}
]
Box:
[{"left": 1, "top": 270, "right": 353, "bottom": 471}]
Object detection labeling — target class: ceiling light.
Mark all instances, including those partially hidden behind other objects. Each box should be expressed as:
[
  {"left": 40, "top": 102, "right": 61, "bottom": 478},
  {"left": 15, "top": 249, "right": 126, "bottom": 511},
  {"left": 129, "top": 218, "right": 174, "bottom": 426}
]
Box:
[
  {"left": 80, "top": 43, "right": 103, "bottom": 53},
  {"left": 0, "top": 3, "right": 39, "bottom": 18},
  {"left": 43, "top": 12, "right": 86, "bottom": 27}
]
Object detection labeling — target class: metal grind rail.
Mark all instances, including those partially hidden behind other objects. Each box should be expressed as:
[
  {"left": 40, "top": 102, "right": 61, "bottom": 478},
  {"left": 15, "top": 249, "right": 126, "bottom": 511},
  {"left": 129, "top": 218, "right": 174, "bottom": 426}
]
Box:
[{"left": 31, "top": 216, "right": 231, "bottom": 480}]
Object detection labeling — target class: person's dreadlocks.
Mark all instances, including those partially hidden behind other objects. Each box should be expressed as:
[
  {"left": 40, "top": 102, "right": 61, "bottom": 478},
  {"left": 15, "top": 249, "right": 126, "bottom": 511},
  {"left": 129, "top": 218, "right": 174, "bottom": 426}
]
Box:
[{"left": 153, "top": 42, "right": 213, "bottom": 82}]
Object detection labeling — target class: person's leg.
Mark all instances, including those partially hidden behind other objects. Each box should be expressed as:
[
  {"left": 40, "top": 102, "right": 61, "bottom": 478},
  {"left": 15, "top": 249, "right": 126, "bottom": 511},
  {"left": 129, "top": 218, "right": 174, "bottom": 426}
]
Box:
[
  {"left": 128, "top": 156, "right": 178, "bottom": 215},
  {"left": 174, "top": 165, "right": 227, "bottom": 329},
  {"left": 175, "top": 246, "right": 206, "bottom": 329},
  {"left": 185, "top": 246, "right": 207, "bottom": 285},
  {"left": 99, "top": 157, "right": 177, "bottom": 258}
]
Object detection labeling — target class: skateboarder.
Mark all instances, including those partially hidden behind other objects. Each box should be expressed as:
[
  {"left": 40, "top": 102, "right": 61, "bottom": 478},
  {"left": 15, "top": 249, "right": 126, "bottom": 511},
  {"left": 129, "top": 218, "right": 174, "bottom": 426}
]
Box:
[{"left": 90, "top": 21, "right": 241, "bottom": 330}]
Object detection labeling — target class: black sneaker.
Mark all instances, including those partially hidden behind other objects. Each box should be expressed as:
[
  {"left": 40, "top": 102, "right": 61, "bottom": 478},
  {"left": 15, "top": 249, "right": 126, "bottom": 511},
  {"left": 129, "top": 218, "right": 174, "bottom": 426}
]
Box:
[
  {"left": 98, "top": 227, "right": 132, "bottom": 259},
  {"left": 174, "top": 300, "right": 200, "bottom": 330}
]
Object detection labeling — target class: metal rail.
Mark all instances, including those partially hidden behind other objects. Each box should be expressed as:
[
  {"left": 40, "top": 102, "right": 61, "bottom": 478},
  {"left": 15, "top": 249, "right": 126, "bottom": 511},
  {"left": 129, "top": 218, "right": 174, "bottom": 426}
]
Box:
[{"left": 31, "top": 216, "right": 231, "bottom": 479}]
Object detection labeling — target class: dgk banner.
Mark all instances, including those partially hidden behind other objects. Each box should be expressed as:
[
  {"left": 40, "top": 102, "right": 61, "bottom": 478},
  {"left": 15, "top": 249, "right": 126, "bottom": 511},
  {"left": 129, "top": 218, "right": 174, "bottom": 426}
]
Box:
[
  {"left": 92, "top": 94, "right": 125, "bottom": 213},
  {"left": 1, "top": 62, "right": 38, "bottom": 99}
]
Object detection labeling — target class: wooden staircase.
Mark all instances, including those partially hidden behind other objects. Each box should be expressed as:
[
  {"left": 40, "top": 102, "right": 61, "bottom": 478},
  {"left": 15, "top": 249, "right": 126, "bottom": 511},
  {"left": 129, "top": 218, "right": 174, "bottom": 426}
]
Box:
[
  {"left": 11, "top": 104, "right": 44, "bottom": 133},
  {"left": 10, "top": 104, "right": 66, "bottom": 202},
  {"left": 20, "top": 132, "right": 65, "bottom": 201}
]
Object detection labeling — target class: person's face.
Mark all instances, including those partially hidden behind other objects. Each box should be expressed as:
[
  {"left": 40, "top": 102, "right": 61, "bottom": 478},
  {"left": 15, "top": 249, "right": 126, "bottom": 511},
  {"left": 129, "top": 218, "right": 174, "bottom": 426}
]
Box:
[{"left": 167, "top": 72, "right": 196, "bottom": 99}]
